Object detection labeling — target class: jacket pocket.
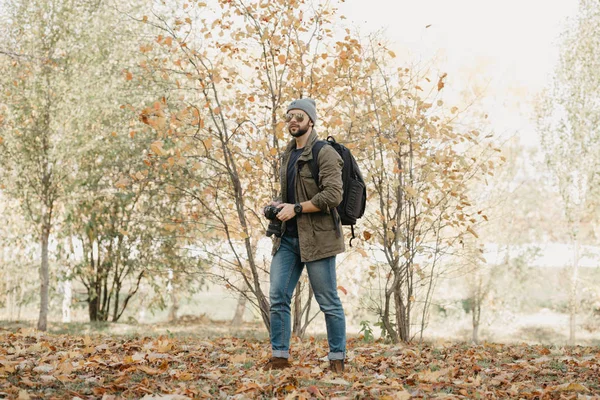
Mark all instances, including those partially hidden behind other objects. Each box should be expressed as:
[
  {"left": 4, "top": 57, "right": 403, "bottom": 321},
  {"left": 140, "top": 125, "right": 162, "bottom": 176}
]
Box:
[
  {"left": 298, "top": 167, "right": 319, "bottom": 195},
  {"left": 310, "top": 212, "right": 336, "bottom": 231}
]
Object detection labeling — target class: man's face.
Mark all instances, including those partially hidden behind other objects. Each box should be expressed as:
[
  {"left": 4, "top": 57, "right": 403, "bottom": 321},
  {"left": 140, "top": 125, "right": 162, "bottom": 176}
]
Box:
[{"left": 286, "top": 110, "right": 312, "bottom": 138}]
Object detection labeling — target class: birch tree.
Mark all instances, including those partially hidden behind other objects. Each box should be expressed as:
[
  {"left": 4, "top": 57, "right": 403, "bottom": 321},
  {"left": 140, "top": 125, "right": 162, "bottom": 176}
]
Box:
[{"left": 537, "top": 0, "right": 600, "bottom": 344}]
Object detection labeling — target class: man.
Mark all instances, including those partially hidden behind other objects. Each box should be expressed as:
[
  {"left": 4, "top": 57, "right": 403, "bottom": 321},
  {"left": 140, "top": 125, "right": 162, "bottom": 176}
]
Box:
[{"left": 264, "top": 98, "right": 346, "bottom": 373}]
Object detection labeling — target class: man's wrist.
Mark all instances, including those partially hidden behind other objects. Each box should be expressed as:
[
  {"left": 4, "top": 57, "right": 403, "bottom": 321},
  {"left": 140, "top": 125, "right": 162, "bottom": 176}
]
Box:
[{"left": 294, "top": 202, "right": 303, "bottom": 215}]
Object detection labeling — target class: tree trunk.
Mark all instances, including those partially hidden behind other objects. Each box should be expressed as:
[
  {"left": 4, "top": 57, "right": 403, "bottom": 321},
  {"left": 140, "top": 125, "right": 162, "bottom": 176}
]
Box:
[
  {"left": 37, "top": 222, "right": 50, "bottom": 331},
  {"left": 6, "top": 273, "right": 13, "bottom": 320},
  {"left": 168, "top": 291, "right": 179, "bottom": 323},
  {"left": 568, "top": 238, "right": 580, "bottom": 345},
  {"left": 472, "top": 300, "right": 481, "bottom": 344},
  {"left": 62, "top": 275, "right": 72, "bottom": 323},
  {"left": 166, "top": 269, "right": 179, "bottom": 323},
  {"left": 395, "top": 286, "right": 409, "bottom": 342},
  {"left": 89, "top": 285, "right": 99, "bottom": 321},
  {"left": 231, "top": 292, "right": 246, "bottom": 327}
]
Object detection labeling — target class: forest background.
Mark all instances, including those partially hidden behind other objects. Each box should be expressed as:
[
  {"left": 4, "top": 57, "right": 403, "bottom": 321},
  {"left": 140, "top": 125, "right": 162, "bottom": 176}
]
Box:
[
  {"left": 2, "top": 0, "right": 600, "bottom": 397},
  {"left": 1, "top": 0, "right": 600, "bottom": 392}
]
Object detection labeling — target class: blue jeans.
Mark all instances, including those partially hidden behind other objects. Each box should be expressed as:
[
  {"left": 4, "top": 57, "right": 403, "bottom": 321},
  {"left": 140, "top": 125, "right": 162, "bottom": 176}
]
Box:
[{"left": 269, "top": 235, "right": 346, "bottom": 360}]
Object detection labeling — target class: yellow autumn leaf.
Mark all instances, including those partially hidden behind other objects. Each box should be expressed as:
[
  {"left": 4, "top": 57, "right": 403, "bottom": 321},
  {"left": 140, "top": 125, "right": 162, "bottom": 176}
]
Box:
[
  {"left": 390, "top": 389, "right": 411, "bottom": 400},
  {"left": 150, "top": 141, "right": 164, "bottom": 156},
  {"left": 137, "top": 365, "right": 161, "bottom": 375},
  {"left": 466, "top": 226, "right": 479, "bottom": 238},
  {"left": 203, "top": 137, "right": 213, "bottom": 150},
  {"left": 115, "top": 177, "right": 129, "bottom": 189},
  {"left": 164, "top": 223, "right": 177, "bottom": 232},
  {"left": 18, "top": 390, "right": 31, "bottom": 400},
  {"left": 418, "top": 368, "right": 449, "bottom": 383},
  {"left": 166, "top": 184, "right": 177, "bottom": 194},
  {"left": 404, "top": 185, "right": 418, "bottom": 197},
  {"left": 388, "top": 50, "right": 396, "bottom": 58},
  {"left": 278, "top": 54, "right": 286, "bottom": 64},
  {"left": 230, "top": 353, "right": 247, "bottom": 363},
  {"left": 551, "top": 382, "right": 590, "bottom": 392}
]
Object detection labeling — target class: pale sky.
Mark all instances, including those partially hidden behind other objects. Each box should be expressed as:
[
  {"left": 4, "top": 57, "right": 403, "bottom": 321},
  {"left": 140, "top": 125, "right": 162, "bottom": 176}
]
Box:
[{"left": 338, "top": 0, "right": 580, "bottom": 147}]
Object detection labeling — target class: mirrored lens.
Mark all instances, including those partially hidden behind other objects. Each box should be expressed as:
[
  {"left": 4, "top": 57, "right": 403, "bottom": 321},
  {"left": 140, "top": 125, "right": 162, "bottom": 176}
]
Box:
[{"left": 285, "top": 113, "right": 305, "bottom": 123}]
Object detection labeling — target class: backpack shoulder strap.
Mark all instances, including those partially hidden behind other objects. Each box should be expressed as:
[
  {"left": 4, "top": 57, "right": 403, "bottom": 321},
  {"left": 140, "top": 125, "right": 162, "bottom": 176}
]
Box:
[
  {"left": 309, "top": 139, "right": 341, "bottom": 238},
  {"left": 308, "top": 140, "right": 328, "bottom": 186}
]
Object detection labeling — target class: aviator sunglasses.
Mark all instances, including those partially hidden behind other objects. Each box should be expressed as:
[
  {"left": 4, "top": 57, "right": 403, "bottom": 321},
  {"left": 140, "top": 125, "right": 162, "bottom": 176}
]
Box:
[{"left": 285, "top": 113, "right": 306, "bottom": 123}]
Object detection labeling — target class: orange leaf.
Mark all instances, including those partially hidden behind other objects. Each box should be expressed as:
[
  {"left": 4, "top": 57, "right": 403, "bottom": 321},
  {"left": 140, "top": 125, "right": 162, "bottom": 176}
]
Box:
[
  {"left": 278, "top": 54, "right": 286, "bottom": 64},
  {"left": 235, "top": 383, "right": 261, "bottom": 394},
  {"left": 437, "top": 72, "right": 447, "bottom": 91},
  {"left": 308, "top": 386, "right": 324, "bottom": 399},
  {"left": 337, "top": 286, "right": 347, "bottom": 295},
  {"left": 248, "top": 95, "right": 255, "bottom": 102},
  {"left": 137, "top": 365, "right": 161, "bottom": 375}
]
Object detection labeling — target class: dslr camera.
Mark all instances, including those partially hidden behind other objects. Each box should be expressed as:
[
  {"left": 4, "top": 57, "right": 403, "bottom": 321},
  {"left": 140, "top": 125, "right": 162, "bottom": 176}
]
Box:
[{"left": 263, "top": 205, "right": 283, "bottom": 237}]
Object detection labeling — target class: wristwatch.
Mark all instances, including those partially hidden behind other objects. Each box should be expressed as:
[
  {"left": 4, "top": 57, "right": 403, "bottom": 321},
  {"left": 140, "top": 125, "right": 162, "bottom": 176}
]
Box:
[{"left": 294, "top": 202, "right": 303, "bottom": 215}]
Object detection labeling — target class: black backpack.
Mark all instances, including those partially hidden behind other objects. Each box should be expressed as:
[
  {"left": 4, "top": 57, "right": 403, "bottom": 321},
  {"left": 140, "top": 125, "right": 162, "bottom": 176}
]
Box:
[{"left": 308, "top": 136, "right": 366, "bottom": 246}]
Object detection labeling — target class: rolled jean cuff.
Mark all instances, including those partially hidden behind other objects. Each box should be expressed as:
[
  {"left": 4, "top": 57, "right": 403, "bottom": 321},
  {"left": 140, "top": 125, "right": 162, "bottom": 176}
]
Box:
[
  {"left": 328, "top": 352, "right": 345, "bottom": 361},
  {"left": 272, "top": 350, "right": 290, "bottom": 359}
]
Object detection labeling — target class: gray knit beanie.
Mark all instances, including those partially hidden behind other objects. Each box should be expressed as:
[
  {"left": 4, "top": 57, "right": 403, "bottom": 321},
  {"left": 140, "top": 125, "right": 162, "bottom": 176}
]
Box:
[{"left": 287, "top": 98, "right": 317, "bottom": 125}]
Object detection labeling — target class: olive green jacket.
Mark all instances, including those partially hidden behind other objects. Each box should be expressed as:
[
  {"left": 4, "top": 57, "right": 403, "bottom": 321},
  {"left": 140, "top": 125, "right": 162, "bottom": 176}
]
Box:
[{"left": 272, "top": 130, "right": 345, "bottom": 262}]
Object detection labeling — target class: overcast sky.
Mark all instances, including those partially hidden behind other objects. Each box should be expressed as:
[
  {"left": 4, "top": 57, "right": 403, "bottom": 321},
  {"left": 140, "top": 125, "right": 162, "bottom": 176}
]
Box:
[{"left": 338, "top": 0, "right": 580, "bottom": 146}]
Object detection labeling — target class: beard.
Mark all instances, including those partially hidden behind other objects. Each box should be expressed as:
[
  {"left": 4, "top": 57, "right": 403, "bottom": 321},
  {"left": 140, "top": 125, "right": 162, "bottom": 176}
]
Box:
[{"left": 289, "top": 125, "right": 310, "bottom": 138}]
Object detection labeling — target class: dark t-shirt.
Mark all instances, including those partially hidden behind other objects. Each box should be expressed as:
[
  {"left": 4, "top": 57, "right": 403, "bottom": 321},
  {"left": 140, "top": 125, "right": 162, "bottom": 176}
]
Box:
[{"left": 285, "top": 147, "right": 304, "bottom": 237}]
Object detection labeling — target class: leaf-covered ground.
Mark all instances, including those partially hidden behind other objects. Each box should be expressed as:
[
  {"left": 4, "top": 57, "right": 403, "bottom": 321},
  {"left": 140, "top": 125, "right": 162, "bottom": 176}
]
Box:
[{"left": 1, "top": 327, "right": 599, "bottom": 399}]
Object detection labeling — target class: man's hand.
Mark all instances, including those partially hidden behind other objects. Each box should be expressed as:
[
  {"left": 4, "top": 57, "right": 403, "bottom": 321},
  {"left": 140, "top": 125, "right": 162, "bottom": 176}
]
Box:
[{"left": 276, "top": 203, "right": 296, "bottom": 221}]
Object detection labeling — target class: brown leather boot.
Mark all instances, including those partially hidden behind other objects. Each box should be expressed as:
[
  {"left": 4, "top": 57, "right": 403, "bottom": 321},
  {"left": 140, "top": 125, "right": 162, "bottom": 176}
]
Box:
[
  {"left": 263, "top": 357, "right": 291, "bottom": 370},
  {"left": 329, "top": 359, "right": 344, "bottom": 373}
]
